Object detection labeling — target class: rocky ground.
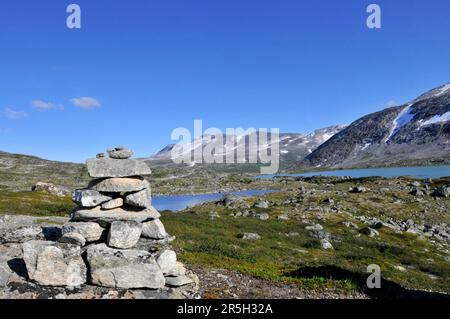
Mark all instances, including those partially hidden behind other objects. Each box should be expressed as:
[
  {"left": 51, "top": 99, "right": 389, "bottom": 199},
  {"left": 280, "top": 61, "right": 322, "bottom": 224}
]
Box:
[{"left": 0, "top": 175, "right": 449, "bottom": 299}]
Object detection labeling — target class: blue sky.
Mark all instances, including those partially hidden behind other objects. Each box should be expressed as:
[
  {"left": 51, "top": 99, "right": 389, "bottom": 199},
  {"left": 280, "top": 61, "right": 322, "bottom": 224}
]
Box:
[{"left": 0, "top": 0, "right": 449, "bottom": 163}]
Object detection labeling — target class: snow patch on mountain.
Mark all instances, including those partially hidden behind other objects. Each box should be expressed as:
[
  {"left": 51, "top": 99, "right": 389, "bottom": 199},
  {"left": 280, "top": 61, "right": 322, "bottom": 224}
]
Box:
[
  {"left": 385, "top": 104, "right": 414, "bottom": 142},
  {"left": 419, "top": 111, "right": 450, "bottom": 127}
]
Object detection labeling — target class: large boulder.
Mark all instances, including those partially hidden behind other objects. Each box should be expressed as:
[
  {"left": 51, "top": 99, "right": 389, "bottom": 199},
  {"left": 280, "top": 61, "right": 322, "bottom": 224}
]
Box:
[
  {"left": 107, "top": 221, "right": 142, "bottom": 249},
  {"left": 32, "top": 182, "right": 72, "bottom": 197},
  {"left": 86, "top": 159, "right": 151, "bottom": 178},
  {"left": 72, "top": 189, "right": 112, "bottom": 207},
  {"left": 62, "top": 222, "right": 105, "bottom": 242},
  {"left": 89, "top": 177, "right": 150, "bottom": 193},
  {"left": 141, "top": 219, "right": 167, "bottom": 239},
  {"left": 22, "top": 241, "right": 87, "bottom": 287},
  {"left": 124, "top": 189, "right": 151, "bottom": 209},
  {"left": 86, "top": 243, "right": 165, "bottom": 289},
  {"left": 70, "top": 206, "right": 160, "bottom": 224}
]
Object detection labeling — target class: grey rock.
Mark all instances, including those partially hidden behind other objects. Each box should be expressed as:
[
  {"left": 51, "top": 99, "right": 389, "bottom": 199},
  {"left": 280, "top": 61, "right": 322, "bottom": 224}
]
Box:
[
  {"left": 432, "top": 187, "right": 450, "bottom": 198},
  {"left": 71, "top": 206, "right": 160, "bottom": 223},
  {"left": 305, "top": 224, "right": 323, "bottom": 231},
  {"left": 253, "top": 200, "right": 270, "bottom": 209},
  {"left": 251, "top": 212, "right": 269, "bottom": 220},
  {"left": 89, "top": 177, "right": 150, "bottom": 193},
  {"left": 107, "top": 146, "right": 134, "bottom": 159},
  {"left": 360, "top": 227, "right": 379, "bottom": 237},
  {"left": 86, "top": 243, "right": 165, "bottom": 289},
  {"left": 32, "top": 182, "right": 72, "bottom": 197},
  {"left": 59, "top": 232, "right": 86, "bottom": 246},
  {"left": 101, "top": 198, "right": 124, "bottom": 210},
  {"left": 141, "top": 219, "right": 167, "bottom": 239},
  {"left": 0, "top": 226, "right": 42, "bottom": 244},
  {"left": 86, "top": 159, "right": 151, "bottom": 178},
  {"left": 165, "top": 275, "right": 194, "bottom": 287},
  {"left": 124, "top": 189, "right": 151, "bottom": 208},
  {"left": 22, "top": 240, "right": 87, "bottom": 287},
  {"left": 239, "top": 233, "right": 261, "bottom": 240},
  {"left": 96, "top": 153, "right": 107, "bottom": 159},
  {"left": 321, "top": 239, "right": 334, "bottom": 250},
  {"left": 342, "top": 221, "right": 359, "bottom": 229},
  {"left": 309, "top": 230, "right": 331, "bottom": 241},
  {"left": 156, "top": 250, "right": 177, "bottom": 275},
  {"left": 62, "top": 222, "right": 105, "bottom": 242},
  {"left": 277, "top": 214, "right": 289, "bottom": 220},
  {"left": 73, "top": 189, "right": 112, "bottom": 207},
  {"left": 107, "top": 221, "right": 142, "bottom": 249},
  {"left": 349, "top": 186, "right": 368, "bottom": 193},
  {"left": 410, "top": 188, "right": 424, "bottom": 197},
  {"left": 165, "top": 262, "right": 187, "bottom": 277}
]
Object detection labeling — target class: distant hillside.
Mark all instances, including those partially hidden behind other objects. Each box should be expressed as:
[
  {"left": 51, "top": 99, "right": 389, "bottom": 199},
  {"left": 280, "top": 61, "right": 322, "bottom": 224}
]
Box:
[
  {"left": 0, "top": 151, "right": 89, "bottom": 191},
  {"left": 304, "top": 83, "right": 450, "bottom": 169},
  {"left": 146, "top": 125, "right": 347, "bottom": 170}
]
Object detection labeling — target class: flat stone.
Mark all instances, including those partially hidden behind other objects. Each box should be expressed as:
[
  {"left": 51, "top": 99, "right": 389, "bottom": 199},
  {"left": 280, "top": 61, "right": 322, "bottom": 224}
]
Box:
[
  {"left": 86, "top": 243, "right": 165, "bottom": 289},
  {"left": 141, "top": 219, "right": 167, "bottom": 239},
  {"left": 71, "top": 206, "right": 160, "bottom": 224},
  {"left": 73, "top": 189, "right": 112, "bottom": 207},
  {"left": 156, "top": 250, "right": 177, "bottom": 275},
  {"left": 89, "top": 177, "right": 150, "bottom": 193},
  {"left": 62, "top": 222, "right": 105, "bottom": 242},
  {"left": 107, "top": 221, "right": 142, "bottom": 249},
  {"left": 86, "top": 159, "right": 151, "bottom": 178},
  {"left": 59, "top": 232, "right": 86, "bottom": 246},
  {"left": 22, "top": 241, "right": 87, "bottom": 287},
  {"left": 107, "top": 147, "right": 134, "bottom": 160},
  {"left": 165, "top": 275, "right": 194, "bottom": 287},
  {"left": 124, "top": 189, "right": 151, "bottom": 208},
  {"left": 101, "top": 198, "right": 124, "bottom": 210}
]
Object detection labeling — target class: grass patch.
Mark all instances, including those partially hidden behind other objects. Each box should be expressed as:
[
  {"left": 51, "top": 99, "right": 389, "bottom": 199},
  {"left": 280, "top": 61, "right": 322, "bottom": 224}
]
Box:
[{"left": 0, "top": 191, "right": 75, "bottom": 217}]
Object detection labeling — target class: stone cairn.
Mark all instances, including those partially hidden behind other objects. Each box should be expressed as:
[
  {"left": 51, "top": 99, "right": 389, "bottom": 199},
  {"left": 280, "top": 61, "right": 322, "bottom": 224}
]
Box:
[{"left": 22, "top": 146, "right": 195, "bottom": 290}]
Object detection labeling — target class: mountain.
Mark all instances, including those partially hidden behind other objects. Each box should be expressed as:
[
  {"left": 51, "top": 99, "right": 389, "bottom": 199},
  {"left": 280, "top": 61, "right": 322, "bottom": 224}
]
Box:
[
  {"left": 0, "top": 151, "right": 88, "bottom": 191},
  {"left": 305, "top": 83, "right": 450, "bottom": 168},
  {"left": 146, "top": 125, "right": 347, "bottom": 168}
]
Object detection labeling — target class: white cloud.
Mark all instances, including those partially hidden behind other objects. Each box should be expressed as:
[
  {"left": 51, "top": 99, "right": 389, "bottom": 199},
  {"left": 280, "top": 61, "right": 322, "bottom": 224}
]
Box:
[
  {"left": 4, "top": 108, "right": 28, "bottom": 120},
  {"left": 70, "top": 97, "right": 101, "bottom": 109},
  {"left": 31, "top": 100, "right": 64, "bottom": 110}
]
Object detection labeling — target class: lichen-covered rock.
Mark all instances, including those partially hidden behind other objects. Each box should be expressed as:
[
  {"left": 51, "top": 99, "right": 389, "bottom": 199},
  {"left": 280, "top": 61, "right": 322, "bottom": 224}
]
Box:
[
  {"left": 107, "top": 221, "right": 142, "bottom": 249},
  {"left": 59, "top": 232, "right": 86, "bottom": 246},
  {"left": 32, "top": 182, "right": 72, "bottom": 197},
  {"left": 124, "top": 189, "right": 151, "bottom": 208},
  {"left": 70, "top": 206, "right": 160, "bottom": 224},
  {"left": 62, "top": 222, "right": 105, "bottom": 242},
  {"left": 86, "top": 243, "right": 165, "bottom": 289},
  {"left": 72, "top": 189, "right": 112, "bottom": 207},
  {"left": 86, "top": 159, "right": 151, "bottom": 178},
  {"left": 141, "top": 219, "right": 167, "bottom": 239},
  {"left": 101, "top": 198, "right": 124, "bottom": 210},
  {"left": 22, "top": 240, "right": 87, "bottom": 287},
  {"left": 0, "top": 226, "right": 43, "bottom": 244},
  {"left": 89, "top": 177, "right": 150, "bottom": 193},
  {"left": 156, "top": 250, "right": 177, "bottom": 275}
]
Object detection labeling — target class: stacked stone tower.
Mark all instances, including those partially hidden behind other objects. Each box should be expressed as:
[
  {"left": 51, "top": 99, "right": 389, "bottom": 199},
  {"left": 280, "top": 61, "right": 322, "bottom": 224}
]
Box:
[{"left": 22, "top": 146, "right": 194, "bottom": 290}]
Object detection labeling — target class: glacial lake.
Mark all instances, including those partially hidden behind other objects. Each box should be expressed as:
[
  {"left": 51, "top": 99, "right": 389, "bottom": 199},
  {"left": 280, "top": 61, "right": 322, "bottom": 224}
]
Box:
[
  {"left": 256, "top": 165, "right": 450, "bottom": 180},
  {"left": 152, "top": 189, "right": 276, "bottom": 212}
]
